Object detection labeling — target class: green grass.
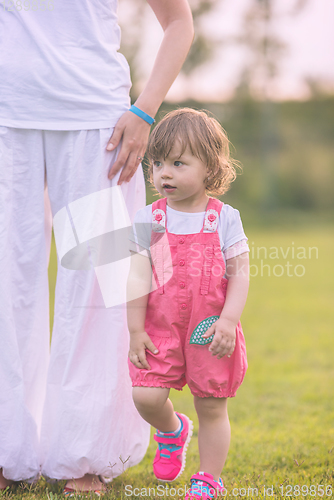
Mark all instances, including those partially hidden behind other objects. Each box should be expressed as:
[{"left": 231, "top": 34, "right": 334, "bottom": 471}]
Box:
[{"left": 4, "top": 224, "right": 334, "bottom": 499}]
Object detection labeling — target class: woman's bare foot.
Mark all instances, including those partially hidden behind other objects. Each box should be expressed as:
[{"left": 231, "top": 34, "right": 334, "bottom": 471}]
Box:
[
  {"left": 65, "top": 474, "right": 106, "bottom": 493},
  {"left": 0, "top": 469, "right": 13, "bottom": 490}
]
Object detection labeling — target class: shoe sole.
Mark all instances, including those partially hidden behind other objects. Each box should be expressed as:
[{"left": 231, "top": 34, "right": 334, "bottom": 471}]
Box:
[{"left": 157, "top": 413, "right": 194, "bottom": 483}]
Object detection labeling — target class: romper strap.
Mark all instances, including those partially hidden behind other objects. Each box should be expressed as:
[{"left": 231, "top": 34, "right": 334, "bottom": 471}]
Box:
[
  {"left": 150, "top": 198, "right": 168, "bottom": 294},
  {"left": 200, "top": 198, "right": 224, "bottom": 295},
  {"left": 202, "top": 197, "right": 224, "bottom": 233},
  {"left": 152, "top": 197, "right": 167, "bottom": 232},
  {"left": 152, "top": 197, "right": 167, "bottom": 212}
]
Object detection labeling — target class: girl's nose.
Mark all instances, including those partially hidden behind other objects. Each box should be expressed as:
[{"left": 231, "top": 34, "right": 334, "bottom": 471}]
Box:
[{"left": 161, "top": 165, "right": 173, "bottom": 178}]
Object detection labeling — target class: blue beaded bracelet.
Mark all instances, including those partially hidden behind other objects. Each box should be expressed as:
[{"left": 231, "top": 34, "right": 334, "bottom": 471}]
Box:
[{"left": 129, "top": 105, "right": 155, "bottom": 125}]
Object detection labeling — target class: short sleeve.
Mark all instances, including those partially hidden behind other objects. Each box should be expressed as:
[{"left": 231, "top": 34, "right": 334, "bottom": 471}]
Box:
[
  {"left": 219, "top": 204, "right": 249, "bottom": 254},
  {"left": 224, "top": 239, "right": 249, "bottom": 260},
  {"left": 129, "top": 205, "right": 152, "bottom": 254}
]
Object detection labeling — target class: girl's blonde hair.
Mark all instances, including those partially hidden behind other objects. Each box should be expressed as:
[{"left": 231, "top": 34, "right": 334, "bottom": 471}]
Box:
[{"left": 146, "top": 108, "right": 239, "bottom": 195}]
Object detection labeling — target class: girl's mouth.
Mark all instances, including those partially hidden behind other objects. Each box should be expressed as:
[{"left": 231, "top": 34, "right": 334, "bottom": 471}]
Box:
[{"left": 162, "top": 184, "right": 176, "bottom": 192}]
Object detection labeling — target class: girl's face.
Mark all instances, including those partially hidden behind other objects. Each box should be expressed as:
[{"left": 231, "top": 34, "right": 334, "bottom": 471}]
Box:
[{"left": 152, "top": 145, "right": 209, "bottom": 212}]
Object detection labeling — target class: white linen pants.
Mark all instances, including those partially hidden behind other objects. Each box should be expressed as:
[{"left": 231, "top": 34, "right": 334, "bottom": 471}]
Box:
[{"left": 0, "top": 126, "right": 150, "bottom": 482}]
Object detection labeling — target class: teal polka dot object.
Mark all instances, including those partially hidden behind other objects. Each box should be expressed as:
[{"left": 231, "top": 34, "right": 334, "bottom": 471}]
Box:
[{"left": 189, "top": 316, "right": 220, "bottom": 345}]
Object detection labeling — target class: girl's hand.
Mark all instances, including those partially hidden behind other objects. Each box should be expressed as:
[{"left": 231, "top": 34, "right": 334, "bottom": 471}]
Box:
[
  {"left": 202, "top": 317, "right": 237, "bottom": 359},
  {"left": 107, "top": 111, "right": 151, "bottom": 184},
  {"left": 129, "top": 331, "right": 159, "bottom": 370}
]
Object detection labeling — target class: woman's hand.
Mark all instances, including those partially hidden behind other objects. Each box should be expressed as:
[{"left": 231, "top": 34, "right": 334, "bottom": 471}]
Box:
[
  {"left": 129, "top": 331, "right": 158, "bottom": 370},
  {"left": 107, "top": 111, "right": 151, "bottom": 184},
  {"left": 202, "top": 317, "right": 237, "bottom": 359}
]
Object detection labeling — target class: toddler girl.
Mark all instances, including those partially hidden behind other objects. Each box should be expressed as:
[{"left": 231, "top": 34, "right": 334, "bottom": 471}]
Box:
[{"left": 127, "top": 108, "right": 249, "bottom": 499}]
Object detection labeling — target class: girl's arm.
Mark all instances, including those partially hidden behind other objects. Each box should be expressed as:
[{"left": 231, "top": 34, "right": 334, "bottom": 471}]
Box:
[
  {"left": 202, "top": 252, "right": 250, "bottom": 359},
  {"left": 127, "top": 252, "right": 158, "bottom": 370},
  {"left": 107, "top": 0, "right": 194, "bottom": 183}
]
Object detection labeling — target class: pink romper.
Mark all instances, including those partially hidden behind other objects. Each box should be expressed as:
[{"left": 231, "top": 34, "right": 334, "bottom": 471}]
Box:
[{"left": 129, "top": 197, "right": 247, "bottom": 398}]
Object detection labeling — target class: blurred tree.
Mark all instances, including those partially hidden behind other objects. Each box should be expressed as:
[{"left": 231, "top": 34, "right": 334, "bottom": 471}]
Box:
[
  {"left": 118, "top": 0, "right": 310, "bottom": 101},
  {"left": 234, "top": 0, "right": 285, "bottom": 209},
  {"left": 118, "top": 0, "right": 217, "bottom": 99},
  {"left": 234, "top": 0, "right": 286, "bottom": 99},
  {"left": 181, "top": 0, "right": 217, "bottom": 75},
  {"left": 231, "top": 0, "right": 309, "bottom": 210}
]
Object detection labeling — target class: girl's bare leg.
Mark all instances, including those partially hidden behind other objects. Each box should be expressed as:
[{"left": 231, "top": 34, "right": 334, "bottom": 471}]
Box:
[
  {"left": 132, "top": 387, "right": 179, "bottom": 432},
  {"left": 194, "top": 396, "right": 230, "bottom": 481}
]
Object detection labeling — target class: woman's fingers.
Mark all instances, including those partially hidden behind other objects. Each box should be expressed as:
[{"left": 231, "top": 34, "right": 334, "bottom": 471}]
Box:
[
  {"left": 118, "top": 152, "right": 145, "bottom": 184},
  {"left": 107, "top": 111, "right": 150, "bottom": 183},
  {"left": 107, "top": 123, "right": 123, "bottom": 152}
]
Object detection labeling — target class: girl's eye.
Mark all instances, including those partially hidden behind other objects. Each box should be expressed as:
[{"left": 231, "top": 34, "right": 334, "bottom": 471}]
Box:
[
  {"left": 174, "top": 161, "right": 183, "bottom": 167},
  {"left": 153, "top": 160, "right": 162, "bottom": 167}
]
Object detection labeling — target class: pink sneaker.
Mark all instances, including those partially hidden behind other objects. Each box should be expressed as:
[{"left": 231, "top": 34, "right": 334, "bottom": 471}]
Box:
[
  {"left": 185, "top": 472, "right": 225, "bottom": 499},
  {"left": 153, "top": 412, "right": 193, "bottom": 482}
]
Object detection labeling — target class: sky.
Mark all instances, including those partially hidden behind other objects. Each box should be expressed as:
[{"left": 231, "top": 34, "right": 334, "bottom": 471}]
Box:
[{"left": 121, "top": 0, "right": 334, "bottom": 101}]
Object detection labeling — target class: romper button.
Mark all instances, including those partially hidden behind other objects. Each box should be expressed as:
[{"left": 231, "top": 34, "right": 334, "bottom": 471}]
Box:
[
  {"left": 179, "top": 260, "right": 185, "bottom": 266},
  {"left": 179, "top": 282, "right": 185, "bottom": 288},
  {"left": 181, "top": 303, "right": 187, "bottom": 310},
  {"left": 179, "top": 238, "right": 185, "bottom": 244}
]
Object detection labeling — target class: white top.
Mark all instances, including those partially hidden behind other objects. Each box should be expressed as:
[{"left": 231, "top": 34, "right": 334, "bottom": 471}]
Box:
[
  {"left": 0, "top": 0, "right": 131, "bottom": 130},
  {"left": 131, "top": 202, "right": 249, "bottom": 259}
]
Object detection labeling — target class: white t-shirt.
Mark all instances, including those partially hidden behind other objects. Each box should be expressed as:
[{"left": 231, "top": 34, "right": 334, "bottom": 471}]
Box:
[
  {"left": 0, "top": 0, "right": 131, "bottom": 130},
  {"left": 131, "top": 203, "right": 249, "bottom": 260}
]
